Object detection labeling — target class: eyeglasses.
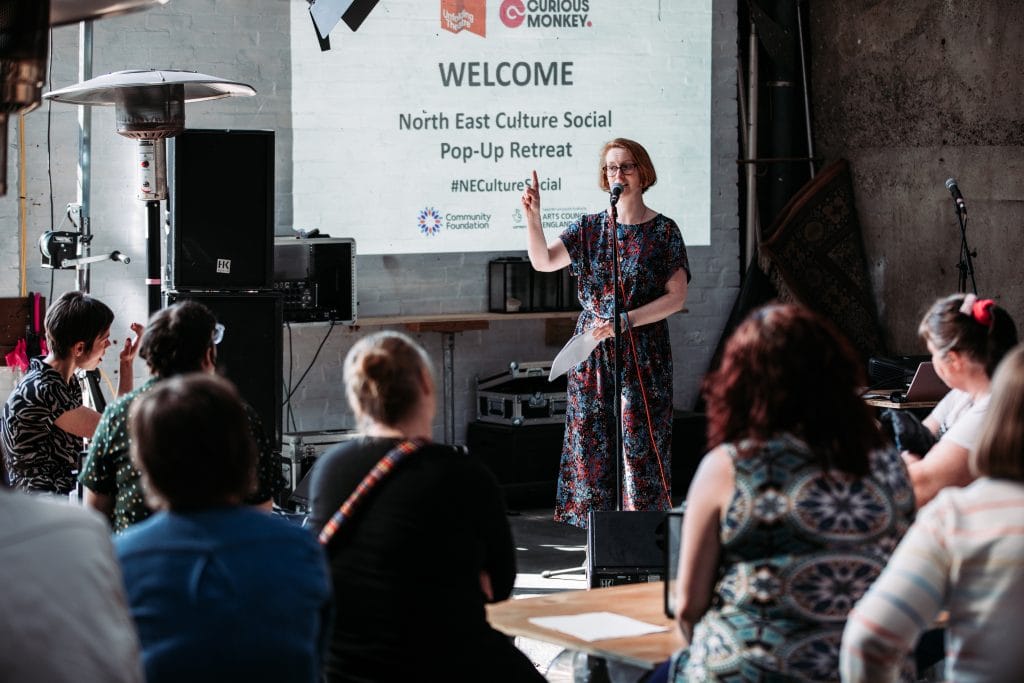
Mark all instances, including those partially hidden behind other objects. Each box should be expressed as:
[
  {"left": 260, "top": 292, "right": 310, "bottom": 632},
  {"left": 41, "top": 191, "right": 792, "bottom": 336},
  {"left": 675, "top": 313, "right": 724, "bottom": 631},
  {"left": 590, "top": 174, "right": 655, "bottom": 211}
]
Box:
[
  {"left": 603, "top": 163, "right": 638, "bottom": 176},
  {"left": 213, "top": 322, "right": 225, "bottom": 345}
]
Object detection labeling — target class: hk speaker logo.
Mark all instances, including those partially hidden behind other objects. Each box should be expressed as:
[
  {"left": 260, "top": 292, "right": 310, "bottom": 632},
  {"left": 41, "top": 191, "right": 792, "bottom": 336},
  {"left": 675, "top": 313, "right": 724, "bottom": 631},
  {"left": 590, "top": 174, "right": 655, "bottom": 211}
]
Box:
[{"left": 442, "top": 0, "right": 486, "bottom": 37}]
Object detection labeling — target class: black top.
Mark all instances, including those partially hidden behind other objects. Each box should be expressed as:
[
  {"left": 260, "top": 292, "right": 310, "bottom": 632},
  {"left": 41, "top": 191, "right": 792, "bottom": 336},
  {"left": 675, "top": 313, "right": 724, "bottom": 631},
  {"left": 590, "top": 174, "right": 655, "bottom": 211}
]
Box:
[{"left": 308, "top": 437, "right": 543, "bottom": 683}]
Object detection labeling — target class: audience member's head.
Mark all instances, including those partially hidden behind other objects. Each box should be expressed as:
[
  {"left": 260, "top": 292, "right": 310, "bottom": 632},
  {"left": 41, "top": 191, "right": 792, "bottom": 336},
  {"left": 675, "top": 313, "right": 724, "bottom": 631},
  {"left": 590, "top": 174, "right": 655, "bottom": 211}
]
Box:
[
  {"left": 344, "top": 331, "right": 433, "bottom": 430},
  {"left": 138, "top": 300, "right": 220, "bottom": 378},
  {"left": 919, "top": 293, "right": 1018, "bottom": 377},
  {"left": 129, "top": 373, "right": 255, "bottom": 511},
  {"left": 972, "top": 344, "right": 1024, "bottom": 481},
  {"left": 44, "top": 290, "right": 115, "bottom": 359},
  {"left": 703, "top": 302, "right": 883, "bottom": 476}
]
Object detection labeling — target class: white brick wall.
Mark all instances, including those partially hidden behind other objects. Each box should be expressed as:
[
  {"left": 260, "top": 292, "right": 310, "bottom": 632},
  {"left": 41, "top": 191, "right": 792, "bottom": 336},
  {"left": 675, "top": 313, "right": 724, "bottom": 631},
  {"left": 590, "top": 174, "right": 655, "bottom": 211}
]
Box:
[{"left": 0, "top": 0, "right": 739, "bottom": 442}]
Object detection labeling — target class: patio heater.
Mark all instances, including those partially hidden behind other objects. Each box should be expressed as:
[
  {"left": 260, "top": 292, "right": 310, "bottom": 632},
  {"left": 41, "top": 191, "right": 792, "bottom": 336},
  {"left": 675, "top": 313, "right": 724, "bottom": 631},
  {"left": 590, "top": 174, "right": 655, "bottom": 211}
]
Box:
[
  {"left": 0, "top": 0, "right": 169, "bottom": 196},
  {"left": 44, "top": 69, "right": 255, "bottom": 313}
]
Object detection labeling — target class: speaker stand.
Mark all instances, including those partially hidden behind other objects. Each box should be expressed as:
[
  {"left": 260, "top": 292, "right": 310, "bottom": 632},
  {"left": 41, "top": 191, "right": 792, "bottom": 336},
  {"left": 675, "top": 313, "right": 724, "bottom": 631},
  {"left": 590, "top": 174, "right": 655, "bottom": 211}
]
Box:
[{"left": 146, "top": 199, "right": 161, "bottom": 315}]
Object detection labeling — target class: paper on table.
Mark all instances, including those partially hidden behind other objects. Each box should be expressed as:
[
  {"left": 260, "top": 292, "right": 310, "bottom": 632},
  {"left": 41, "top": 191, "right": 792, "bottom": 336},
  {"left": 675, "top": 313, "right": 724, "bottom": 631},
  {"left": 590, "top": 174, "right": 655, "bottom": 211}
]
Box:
[
  {"left": 528, "top": 612, "right": 670, "bottom": 642},
  {"left": 549, "top": 332, "right": 600, "bottom": 381}
]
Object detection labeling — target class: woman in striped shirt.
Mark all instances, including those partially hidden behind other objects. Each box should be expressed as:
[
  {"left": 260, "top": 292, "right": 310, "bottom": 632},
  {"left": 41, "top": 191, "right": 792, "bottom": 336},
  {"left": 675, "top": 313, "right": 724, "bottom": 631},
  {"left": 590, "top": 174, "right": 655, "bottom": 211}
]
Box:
[{"left": 841, "top": 343, "right": 1024, "bottom": 682}]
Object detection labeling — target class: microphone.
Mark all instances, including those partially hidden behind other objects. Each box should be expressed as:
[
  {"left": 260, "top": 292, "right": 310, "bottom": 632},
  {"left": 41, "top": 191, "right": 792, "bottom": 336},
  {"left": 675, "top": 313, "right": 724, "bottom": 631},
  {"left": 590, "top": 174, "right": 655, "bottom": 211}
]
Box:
[
  {"left": 945, "top": 178, "right": 967, "bottom": 214},
  {"left": 110, "top": 250, "right": 131, "bottom": 264},
  {"left": 609, "top": 182, "right": 623, "bottom": 206}
]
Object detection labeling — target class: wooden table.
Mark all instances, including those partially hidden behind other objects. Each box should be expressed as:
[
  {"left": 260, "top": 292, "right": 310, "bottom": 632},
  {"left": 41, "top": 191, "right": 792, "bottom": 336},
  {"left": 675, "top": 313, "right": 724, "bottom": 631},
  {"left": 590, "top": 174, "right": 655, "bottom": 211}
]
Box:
[
  {"left": 486, "top": 582, "right": 682, "bottom": 670},
  {"left": 863, "top": 395, "right": 938, "bottom": 410}
]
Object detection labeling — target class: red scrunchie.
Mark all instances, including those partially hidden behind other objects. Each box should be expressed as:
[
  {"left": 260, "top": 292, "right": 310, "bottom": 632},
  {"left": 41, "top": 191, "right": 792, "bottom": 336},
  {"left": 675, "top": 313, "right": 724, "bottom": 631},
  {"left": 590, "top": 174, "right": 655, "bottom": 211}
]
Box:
[{"left": 972, "top": 298, "right": 995, "bottom": 328}]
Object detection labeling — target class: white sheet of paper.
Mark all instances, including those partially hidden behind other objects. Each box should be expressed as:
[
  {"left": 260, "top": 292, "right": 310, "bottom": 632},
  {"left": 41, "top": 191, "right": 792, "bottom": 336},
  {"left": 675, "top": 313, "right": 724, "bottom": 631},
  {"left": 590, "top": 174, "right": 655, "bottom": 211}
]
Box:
[
  {"left": 528, "top": 612, "right": 670, "bottom": 642},
  {"left": 549, "top": 332, "right": 600, "bottom": 380}
]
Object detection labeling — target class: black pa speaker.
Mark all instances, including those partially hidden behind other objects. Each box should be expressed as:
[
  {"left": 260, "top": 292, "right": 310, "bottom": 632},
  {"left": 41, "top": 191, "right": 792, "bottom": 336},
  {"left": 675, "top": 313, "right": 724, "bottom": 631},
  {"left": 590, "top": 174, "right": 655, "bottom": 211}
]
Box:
[
  {"left": 586, "top": 510, "right": 668, "bottom": 588},
  {"left": 168, "top": 129, "right": 274, "bottom": 290},
  {"left": 466, "top": 421, "right": 563, "bottom": 508},
  {"left": 164, "top": 291, "right": 283, "bottom": 448}
]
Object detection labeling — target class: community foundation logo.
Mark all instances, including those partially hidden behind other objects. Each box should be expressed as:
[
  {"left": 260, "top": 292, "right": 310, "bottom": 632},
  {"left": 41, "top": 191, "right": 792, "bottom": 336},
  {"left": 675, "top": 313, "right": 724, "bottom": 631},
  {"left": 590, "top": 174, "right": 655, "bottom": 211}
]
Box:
[
  {"left": 418, "top": 207, "right": 443, "bottom": 237},
  {"left": 441, "top": 0, "right": 486, "bottom": 37},
  {"left": 500, "top": 0, "right": 591, "bottom": 29}
]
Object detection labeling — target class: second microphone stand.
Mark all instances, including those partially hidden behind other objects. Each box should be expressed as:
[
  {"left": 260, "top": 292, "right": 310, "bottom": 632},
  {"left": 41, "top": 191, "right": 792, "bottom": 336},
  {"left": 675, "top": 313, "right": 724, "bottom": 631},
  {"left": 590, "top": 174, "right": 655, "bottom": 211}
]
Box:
[{"left": 954, "top": 203, "right": 978, "bottom": 295}]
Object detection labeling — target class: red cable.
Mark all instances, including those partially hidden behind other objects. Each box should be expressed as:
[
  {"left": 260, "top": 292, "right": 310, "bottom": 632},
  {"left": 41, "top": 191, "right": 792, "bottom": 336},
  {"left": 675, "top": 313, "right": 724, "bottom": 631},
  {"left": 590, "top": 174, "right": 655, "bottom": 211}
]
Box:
[{"left": 613, "top": 227, "right": 672, "bottom": 508}]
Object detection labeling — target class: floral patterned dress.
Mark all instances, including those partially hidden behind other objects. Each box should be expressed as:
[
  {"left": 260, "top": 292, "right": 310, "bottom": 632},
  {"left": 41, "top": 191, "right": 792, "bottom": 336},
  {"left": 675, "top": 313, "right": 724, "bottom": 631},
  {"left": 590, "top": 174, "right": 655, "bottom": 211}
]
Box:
[
  {"left": 671, "top": 435, "right": 916, "bottom": 682},
  {"left": 555, "top": 211, "right": 690, "bottom": 528}
]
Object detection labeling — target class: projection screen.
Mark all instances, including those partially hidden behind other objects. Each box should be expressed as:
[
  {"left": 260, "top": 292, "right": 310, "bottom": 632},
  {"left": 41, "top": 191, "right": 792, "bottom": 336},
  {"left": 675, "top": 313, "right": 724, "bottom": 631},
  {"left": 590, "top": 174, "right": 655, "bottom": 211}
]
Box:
[{"left": 291, "top": 0, "right": 712, "bottom": 254}]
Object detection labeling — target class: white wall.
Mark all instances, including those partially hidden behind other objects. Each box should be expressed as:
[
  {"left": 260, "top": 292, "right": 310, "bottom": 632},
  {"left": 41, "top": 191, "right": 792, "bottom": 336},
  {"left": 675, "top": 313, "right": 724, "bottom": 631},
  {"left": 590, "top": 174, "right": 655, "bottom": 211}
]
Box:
[{"left": 0, "top": 0, "right": 739, "bottom": 442}]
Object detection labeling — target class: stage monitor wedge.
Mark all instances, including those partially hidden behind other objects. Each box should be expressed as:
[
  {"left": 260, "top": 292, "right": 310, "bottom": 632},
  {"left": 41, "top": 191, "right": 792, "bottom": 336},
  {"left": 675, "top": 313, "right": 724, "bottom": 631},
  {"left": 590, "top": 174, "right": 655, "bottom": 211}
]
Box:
[{"left": 168, "top": 129, "right": 274, "bottom": 290}]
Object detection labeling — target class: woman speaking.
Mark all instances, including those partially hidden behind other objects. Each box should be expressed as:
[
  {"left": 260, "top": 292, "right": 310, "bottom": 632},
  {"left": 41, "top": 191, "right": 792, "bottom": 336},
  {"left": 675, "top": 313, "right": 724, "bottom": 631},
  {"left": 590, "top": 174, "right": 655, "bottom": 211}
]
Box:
[{"left": 522, "top": 138, "right": 690, "bottom": 528}]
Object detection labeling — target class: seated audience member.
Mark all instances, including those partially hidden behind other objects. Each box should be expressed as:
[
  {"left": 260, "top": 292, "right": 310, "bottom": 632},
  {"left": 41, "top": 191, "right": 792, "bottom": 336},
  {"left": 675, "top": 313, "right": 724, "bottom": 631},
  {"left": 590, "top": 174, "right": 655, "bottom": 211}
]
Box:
[
  {"left": 0, "top": 485, "right": 143, "bottom": 682},
  {"left": 665, "top": 304, "right": 915, "bottom": 682},
  {"left": 1, "top": 290, "right": 140, "bottom": 493},
  {"left": 841, "top": 343, "right": 1024, "bottom": 682},
  {"left": 903, "top": 293, "right": 1017, "bottom": 507},
  {"left": 307, "top": 331, "right": 544, "bottom": 682},
  {"left": 80, "top": 300, "right": 285, "bottom": 531},
  {"left": 116, "top": 373, "right": 331, "bottom": 683}
]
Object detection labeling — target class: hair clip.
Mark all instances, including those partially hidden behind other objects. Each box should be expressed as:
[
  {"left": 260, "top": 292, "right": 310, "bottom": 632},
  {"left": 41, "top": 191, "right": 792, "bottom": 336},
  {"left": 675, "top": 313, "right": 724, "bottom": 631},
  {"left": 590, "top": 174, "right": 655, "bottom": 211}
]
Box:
[{"left": 972, "top": 299, "right": 996, "bottom": 328}]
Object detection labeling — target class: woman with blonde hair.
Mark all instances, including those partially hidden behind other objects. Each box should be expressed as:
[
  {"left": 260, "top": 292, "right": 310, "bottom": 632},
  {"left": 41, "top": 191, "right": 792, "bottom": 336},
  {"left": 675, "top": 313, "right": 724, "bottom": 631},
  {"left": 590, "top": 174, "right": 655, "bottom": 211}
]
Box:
[
  {"left": 842, "top": 343, "right": 1024, "bottom": 682},
  {"left": 307, "top": 331, "right": 543, "bottom": 682}
]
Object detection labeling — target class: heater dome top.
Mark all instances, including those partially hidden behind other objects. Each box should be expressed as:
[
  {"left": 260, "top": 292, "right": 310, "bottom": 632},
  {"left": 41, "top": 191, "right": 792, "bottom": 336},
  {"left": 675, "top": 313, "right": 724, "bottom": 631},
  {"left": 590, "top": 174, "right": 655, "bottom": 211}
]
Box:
[
  {"left": 50, "top": 0, "right": 170, "bottom": 27},
  {"left": 43, "top": 69, "right": 255, "bottom": 106}
]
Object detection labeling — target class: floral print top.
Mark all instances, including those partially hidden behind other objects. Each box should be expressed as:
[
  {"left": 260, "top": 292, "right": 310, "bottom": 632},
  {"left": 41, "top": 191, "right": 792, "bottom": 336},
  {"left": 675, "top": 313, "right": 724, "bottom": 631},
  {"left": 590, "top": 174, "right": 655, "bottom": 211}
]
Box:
[{"left": 672, "top": 434, "right": 916, "bottom": 682}]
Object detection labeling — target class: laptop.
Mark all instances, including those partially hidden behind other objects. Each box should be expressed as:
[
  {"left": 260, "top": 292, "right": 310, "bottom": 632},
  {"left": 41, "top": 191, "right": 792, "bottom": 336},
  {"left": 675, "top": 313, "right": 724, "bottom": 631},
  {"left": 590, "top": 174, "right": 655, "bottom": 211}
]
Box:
[{"left": 895, "top": 361, "right": 948, "bottom": 403}]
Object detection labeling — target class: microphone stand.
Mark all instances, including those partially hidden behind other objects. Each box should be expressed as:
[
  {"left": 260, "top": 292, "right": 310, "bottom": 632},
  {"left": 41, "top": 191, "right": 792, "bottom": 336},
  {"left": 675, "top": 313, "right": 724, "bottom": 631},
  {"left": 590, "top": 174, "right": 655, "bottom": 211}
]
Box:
[
  {"left": 607, "top": 193, "right": 624, "bottom": 512},
  {"left": 954, "top": 204, "right": 977, "bottom": 295}
]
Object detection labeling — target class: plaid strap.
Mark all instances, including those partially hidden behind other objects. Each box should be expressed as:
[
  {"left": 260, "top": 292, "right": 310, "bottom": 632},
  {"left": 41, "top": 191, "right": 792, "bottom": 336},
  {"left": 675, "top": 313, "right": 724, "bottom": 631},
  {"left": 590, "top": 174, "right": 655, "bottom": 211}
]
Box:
[{"left": 318, "top": 438, "right": 425, "bottom": 546}]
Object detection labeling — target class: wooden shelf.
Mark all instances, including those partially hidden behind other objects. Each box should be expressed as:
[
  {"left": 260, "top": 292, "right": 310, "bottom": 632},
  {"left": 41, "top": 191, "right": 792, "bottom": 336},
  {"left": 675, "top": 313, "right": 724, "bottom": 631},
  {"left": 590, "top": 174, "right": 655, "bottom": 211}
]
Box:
[{"left": 353, "top": 311, "right": 581, "bottom": 327}]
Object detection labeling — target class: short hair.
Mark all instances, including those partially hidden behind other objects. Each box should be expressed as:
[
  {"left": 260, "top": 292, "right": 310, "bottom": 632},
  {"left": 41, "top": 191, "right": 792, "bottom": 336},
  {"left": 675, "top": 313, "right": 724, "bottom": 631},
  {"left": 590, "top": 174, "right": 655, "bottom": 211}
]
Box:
[
  {"left": 44, "top": 291, "right": 115, "bottom": 359},
  {"left": 598, "top": 138, "right": 657, "bottom": 194},
  {"left": 129, "top": 374, "right": 256, "bottom": 510},
  {"left": 703, "top": 303, "right": 884, "bottom": 476},
  {"left": 972, "top": 344, "right": 1024, "bottom": 481},
  {"left": 344, "top": 331, "right": 432, "bottom": 429},
  {"left": 139, "top": 301, "right": 218, "bottom": 378},
  {"left": 918, "top": 293, "right": 1018, "bottom": 377}
]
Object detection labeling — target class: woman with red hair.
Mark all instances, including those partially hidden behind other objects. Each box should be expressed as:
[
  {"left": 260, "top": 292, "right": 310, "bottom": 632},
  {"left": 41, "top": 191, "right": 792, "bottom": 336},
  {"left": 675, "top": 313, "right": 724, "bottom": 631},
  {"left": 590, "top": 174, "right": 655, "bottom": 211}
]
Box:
[{"left": 666, "top": 303, "right": 915, "bottom": 681}]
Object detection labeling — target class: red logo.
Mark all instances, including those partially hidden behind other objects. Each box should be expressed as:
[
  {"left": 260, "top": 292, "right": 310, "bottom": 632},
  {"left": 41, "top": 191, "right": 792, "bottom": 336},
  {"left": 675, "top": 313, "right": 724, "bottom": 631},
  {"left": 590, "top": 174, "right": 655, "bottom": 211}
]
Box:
[
  {"left": 500, "top": 0, "right": 526, "bottom": 28},
  {"left": 441, "top": 0, "right": 486, "bottom": 37}
]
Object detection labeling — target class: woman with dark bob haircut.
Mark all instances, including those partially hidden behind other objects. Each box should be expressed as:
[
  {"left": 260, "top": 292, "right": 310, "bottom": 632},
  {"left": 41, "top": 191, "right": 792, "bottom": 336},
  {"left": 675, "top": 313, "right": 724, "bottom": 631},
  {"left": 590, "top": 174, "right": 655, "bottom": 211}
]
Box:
[
  {"left": 843, "top": 343, "right": 1024, "bottom": 681},
  {"left": 662, "top": 303, "right": 915, "bottom": 682},
  {"left": 1, "top": 290, "right": 141, "bottom": 493},
  {"left": 115, "top": 374, "right": 330, "bottom": 683}
]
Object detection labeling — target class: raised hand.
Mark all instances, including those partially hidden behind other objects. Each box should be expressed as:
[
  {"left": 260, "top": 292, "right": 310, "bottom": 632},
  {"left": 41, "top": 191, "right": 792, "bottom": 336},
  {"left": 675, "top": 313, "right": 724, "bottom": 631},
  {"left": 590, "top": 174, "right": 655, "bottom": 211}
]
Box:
[
  {"left": 119, "top": 322, "right": 144, "bottom": 365},
  {"left": 521, "top": 169, "right": 541, "bottom": 221}
]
